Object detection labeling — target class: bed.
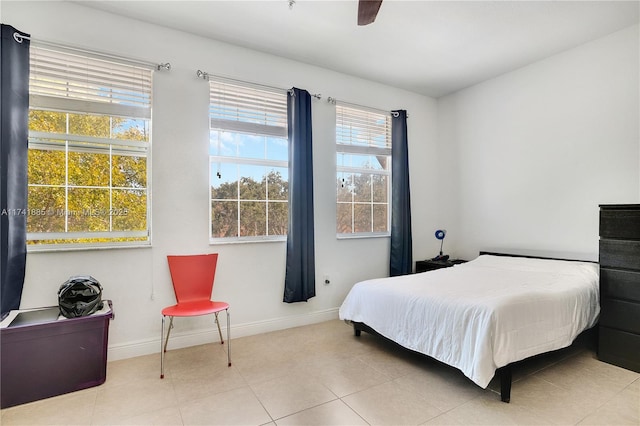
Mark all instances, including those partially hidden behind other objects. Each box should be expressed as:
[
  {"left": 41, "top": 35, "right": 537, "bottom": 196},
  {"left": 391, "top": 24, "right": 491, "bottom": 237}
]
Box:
[{"left": 338, "top": 252, "right": 600, "bottom": 402}]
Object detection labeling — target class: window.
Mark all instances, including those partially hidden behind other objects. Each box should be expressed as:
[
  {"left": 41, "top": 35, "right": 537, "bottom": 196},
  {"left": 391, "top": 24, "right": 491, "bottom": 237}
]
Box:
[
  {"left": 27, "top": 45, "right": 152, "bottom": 249},
  {"left": 336, "top": 104, "right": 391, "bottom": 236},
  {"left": 209, "top": 78, "right": 288, "bottom": 242}
]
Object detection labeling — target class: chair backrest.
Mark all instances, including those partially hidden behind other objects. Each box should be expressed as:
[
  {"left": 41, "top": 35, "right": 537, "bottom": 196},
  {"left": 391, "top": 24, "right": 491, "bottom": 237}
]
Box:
[{"left": 167, "top": 254, "right": 218, "bottom": 303}]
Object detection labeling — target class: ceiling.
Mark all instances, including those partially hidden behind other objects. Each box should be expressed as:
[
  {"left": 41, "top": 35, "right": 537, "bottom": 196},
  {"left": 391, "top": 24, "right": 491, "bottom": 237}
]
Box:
[{"left": 72, "top": 0, "right": 639, "bottom": 98}]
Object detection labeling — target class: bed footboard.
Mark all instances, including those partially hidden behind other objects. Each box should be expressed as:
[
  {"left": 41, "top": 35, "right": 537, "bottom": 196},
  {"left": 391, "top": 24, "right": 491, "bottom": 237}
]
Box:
[{"left": 351, "top": 321, "right": 513, "bottom": 403}]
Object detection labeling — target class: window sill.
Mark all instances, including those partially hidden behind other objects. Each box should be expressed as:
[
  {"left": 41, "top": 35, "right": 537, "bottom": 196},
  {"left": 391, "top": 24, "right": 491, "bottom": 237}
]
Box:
[
  {"left": 210, "top": 236, "right": 287, "bottom": 245},
  {"left": 27, "top": 242, "right": 152, "bottom": 253},
  {"left": 337, "top": 232, "right": 390, "bottom": 240}
]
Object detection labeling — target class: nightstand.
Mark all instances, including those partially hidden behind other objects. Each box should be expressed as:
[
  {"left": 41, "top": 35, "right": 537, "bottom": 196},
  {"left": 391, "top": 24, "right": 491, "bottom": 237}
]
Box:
[{"left": 415, "top": 258, "right": 466, "bottom": 273}]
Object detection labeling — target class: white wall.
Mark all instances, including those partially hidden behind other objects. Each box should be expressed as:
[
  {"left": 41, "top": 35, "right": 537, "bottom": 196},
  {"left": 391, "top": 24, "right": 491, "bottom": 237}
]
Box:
[
  {"left": 437, "top": 25, "right": 640, "bottom": 262},
  {"left": 3, "top": 1, "right": 440, "bottom": 359}
]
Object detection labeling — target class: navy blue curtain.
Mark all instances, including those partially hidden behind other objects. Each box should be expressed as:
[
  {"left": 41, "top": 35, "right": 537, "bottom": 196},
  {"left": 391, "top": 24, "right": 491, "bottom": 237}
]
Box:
[
  {"left": 389, "top": 110, "right": 412, "bottom": 276},
  {"left": 283, "top": 88, "right": 315, "bottom": 303},
  {"left": 1, "top": 25, "right": 30, "bottom": 316}
]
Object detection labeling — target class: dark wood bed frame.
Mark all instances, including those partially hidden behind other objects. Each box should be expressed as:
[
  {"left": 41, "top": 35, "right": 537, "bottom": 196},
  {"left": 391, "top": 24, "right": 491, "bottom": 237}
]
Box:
[{"left": 350, "top": 251, "right": 598, "bottom": 403}]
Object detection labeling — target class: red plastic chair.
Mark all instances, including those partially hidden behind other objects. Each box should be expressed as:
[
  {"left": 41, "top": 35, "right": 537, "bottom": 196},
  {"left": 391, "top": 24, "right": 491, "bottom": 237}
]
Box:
[{"left": 161, "top": 254, "right": 230, "bottom": 379}]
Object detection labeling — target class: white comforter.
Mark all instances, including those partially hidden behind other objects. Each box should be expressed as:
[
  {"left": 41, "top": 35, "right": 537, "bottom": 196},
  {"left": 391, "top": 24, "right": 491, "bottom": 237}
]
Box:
[{"left": 338, "top": 255, "right": 600, "bottom": 388}]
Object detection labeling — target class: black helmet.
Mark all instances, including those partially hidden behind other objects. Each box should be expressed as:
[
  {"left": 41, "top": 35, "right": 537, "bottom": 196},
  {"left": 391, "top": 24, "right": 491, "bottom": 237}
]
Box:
[{"left": 58, "top": 276, "right": 104, "bottom": 318}]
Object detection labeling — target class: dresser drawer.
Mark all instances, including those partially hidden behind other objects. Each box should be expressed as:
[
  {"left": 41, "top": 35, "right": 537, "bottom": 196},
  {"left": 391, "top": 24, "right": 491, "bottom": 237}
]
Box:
[
  {"left": 598, "top": 326, "right": 640, "bottom": 373},
  {"left": 600, "top": 208, "right": 640, "bottom": 239},
  {"left": 599, "top": 240, "right": 640, "bottom": 270},
  {"left": 599, "top": 299, "right": 640, "bottom": 334},
  {"left": 600, "top": 268, "right": 640, "bottom": 303}
]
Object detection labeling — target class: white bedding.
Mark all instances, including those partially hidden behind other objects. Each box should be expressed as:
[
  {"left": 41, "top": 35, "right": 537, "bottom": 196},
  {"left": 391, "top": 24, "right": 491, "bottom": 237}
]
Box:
[{"left": 338, "top": 255, "right": 600, "bottom": 388}]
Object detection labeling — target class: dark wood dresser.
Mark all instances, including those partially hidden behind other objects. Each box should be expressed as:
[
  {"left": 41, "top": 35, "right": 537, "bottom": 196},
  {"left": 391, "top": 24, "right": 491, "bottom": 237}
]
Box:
[{"left": 598, "top": 204, "right": 640, "bottom": 372}]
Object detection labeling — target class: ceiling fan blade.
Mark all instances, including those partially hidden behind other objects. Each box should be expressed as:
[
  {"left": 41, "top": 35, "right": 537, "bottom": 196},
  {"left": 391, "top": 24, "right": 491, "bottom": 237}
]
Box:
[{"left": 358, "top": 0, "right": 383, "bottom": 26}]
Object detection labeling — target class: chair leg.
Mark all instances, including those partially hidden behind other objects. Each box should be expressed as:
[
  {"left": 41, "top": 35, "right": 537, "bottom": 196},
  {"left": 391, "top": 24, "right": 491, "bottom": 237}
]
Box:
[
  {"left": 161, "top": 315, "right": 165, "bottom": 379},
  {"left": 214, "top": 312, "right": 224, "bottom": 344},
  {"left": 226, "top": 308, "right": 231, "bottom": 367},
  {"left": 164, "top": 316, "right": 174, "bottom": 353},
  {"left": 161, "top": 316, "right": 174, "bottom": 379}
]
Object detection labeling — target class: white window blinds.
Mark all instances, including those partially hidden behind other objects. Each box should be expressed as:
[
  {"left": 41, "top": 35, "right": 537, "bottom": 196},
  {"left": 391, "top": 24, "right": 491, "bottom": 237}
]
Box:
[
  {"left": 336, "top": 104, "right": 391, "bottom": 156},
  {"left": 29, "top": 46, "right": 153, "bottom": 119},
  {"left": 209, "top": 78, "right": 287, "bottom": 138}
]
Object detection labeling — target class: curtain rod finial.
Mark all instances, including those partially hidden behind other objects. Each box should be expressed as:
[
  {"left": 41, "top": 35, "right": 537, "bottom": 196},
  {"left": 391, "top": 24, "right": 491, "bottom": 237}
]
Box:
[{"left": 13, "top": 32, "right": 30, "bottom": 43}]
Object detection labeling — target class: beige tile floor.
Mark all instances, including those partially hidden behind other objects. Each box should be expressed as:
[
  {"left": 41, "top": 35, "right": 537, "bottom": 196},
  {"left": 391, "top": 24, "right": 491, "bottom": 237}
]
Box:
[{"left": 1, "top": 320, "right": 638, "bottom": 425}]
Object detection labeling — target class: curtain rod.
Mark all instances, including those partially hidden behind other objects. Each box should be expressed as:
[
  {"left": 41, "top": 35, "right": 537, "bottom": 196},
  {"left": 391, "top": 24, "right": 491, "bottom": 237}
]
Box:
[
  {"left": 197, "top": 70, "right": 321, "bottom": 99},
  {"left": 13, "top": 31, "right": 170, "bottom": 71},
  {"left": 327, "top": 97, "right": 408, "bottom": 118}
]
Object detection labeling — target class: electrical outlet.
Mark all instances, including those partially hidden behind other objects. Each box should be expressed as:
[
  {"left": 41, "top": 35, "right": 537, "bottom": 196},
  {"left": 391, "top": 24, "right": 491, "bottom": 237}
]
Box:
[{"left": 323, "top": 274, "right": 331, "bottom": 285}]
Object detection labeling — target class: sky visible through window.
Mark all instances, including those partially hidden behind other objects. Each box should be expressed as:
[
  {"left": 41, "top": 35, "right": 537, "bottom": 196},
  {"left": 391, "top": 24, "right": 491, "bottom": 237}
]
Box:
[{"left": 210, "top": 131, "right": 288, "bottom": 186}]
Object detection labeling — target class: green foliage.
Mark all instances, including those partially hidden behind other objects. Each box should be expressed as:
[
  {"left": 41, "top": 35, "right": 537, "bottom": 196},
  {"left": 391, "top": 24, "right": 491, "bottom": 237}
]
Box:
[
  {"left": 27, "top": 109, "right": 149, "bottom": 245},
  {"left": 211, "top": 167, "right": 388, "bottom": 238},
  {"left": 211, "top": 170, "right": 288, "bottom": 238},
  {"left": 337, "top": 173, "right": 388, "bottom": 234}
]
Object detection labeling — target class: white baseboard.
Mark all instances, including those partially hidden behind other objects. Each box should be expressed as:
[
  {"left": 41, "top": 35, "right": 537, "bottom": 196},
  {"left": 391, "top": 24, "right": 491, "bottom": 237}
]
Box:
[{"left": 107, "top": 307, "right": 340, "bottom": 361}]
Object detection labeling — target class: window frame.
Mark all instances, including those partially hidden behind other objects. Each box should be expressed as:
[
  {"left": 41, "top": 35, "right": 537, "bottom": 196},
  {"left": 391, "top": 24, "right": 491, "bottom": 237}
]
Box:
[
  {"left": 208, "top": 77, "right": 289, "bottom": 244},
  {"left": 26, "top": 44, "right": 153, "bottom": 251},
  {"left": 335, "top": 103, "right": 392, "bottom": 239}
]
